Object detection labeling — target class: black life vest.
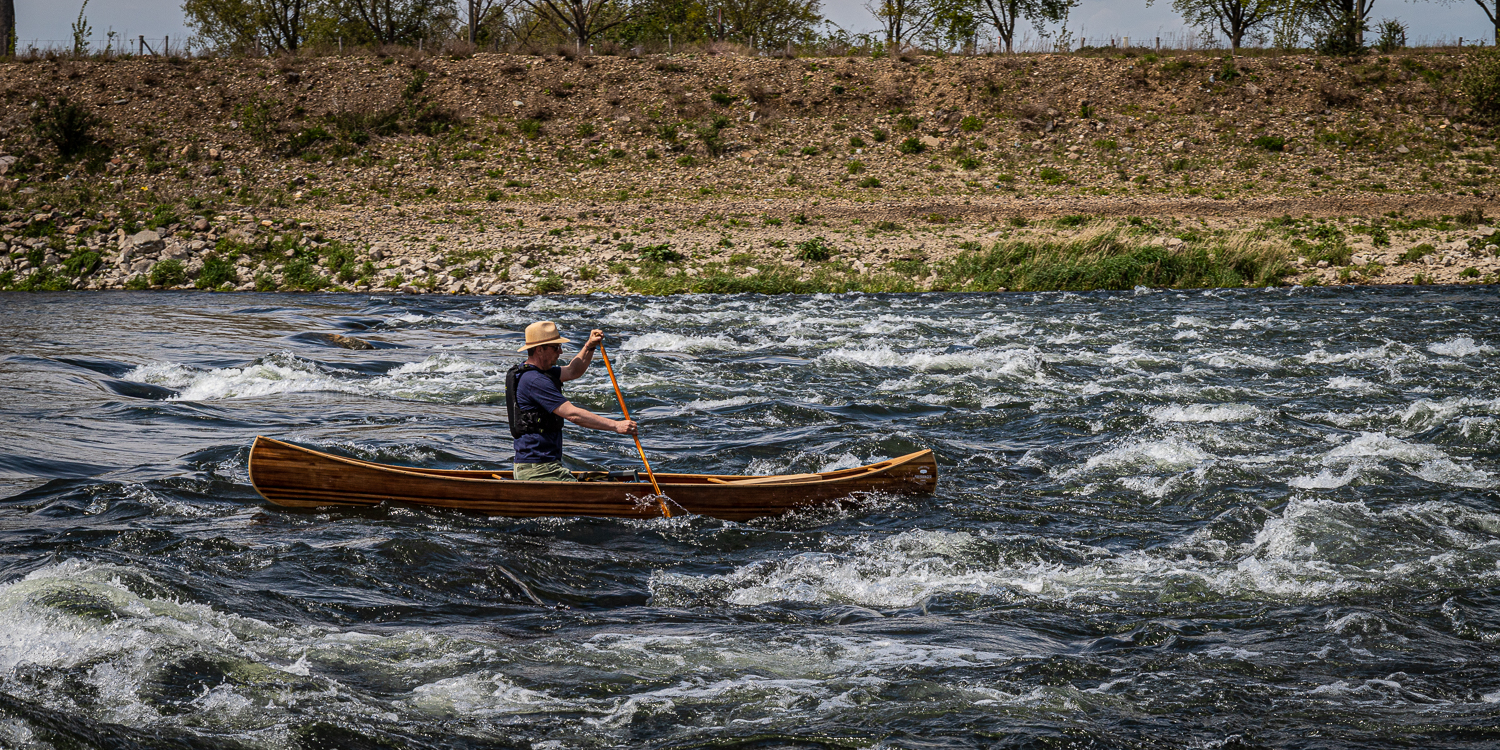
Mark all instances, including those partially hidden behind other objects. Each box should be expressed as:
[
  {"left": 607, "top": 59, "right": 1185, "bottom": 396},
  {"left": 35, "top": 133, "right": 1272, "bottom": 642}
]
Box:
[{"left": 505, "top": 364, "right": 566, "bottom": 439}]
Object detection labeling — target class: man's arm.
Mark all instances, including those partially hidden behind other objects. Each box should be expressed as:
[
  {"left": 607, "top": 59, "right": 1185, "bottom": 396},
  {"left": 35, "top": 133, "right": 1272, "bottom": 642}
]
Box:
[
  {"left": 554, "top": 401, "right": 637, "bottom": 435},
  {"left": 559, "top": 328, "right": 604, "bottom": 382}
]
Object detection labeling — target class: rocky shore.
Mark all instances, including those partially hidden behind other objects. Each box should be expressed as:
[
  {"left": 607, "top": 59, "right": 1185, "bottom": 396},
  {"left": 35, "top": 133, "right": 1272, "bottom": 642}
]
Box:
[{"left": 2, "top": 49, "right": 1498, "bottom": 293}]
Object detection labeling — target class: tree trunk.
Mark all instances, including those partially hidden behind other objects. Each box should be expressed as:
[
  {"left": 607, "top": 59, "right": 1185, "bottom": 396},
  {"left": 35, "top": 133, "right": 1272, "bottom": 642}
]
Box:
[{"left": 1, "top": 0, "right": 15, "bottom": 57}]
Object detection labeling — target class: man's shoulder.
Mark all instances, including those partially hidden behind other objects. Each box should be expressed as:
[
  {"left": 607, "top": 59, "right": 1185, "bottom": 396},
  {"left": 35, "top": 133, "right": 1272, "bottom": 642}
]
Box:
[{"left": 518, "top": 366, "right": 563, "bottom": 390}]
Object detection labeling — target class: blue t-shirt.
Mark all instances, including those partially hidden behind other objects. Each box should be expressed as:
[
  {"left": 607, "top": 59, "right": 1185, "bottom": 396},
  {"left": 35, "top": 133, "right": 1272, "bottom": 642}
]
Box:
[{"left": 514, "top": 366, "right": 567, "bottom": 463}]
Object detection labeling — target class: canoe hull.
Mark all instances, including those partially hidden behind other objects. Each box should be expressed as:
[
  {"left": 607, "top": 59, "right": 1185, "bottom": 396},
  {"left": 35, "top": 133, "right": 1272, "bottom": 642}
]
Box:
[{"left": 247, "top": 436, "right": 937, "bottom": 522}]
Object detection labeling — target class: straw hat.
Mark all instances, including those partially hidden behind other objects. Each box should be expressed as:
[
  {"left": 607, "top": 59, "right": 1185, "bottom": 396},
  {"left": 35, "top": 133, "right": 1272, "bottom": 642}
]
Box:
[{"left": 517, "top": 321, "right": 571, "bottom": 352}]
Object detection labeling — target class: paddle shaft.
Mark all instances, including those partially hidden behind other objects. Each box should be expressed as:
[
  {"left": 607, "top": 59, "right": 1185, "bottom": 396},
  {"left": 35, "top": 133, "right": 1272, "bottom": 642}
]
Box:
[{"left": 598, "top": 344, "right": 669, "bottom": 517}]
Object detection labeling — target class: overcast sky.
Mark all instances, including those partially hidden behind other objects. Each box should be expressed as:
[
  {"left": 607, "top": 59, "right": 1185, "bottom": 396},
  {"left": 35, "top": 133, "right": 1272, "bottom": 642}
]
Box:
[{"left": 10, "top": 0, "right": 1488, "bottom": 51}]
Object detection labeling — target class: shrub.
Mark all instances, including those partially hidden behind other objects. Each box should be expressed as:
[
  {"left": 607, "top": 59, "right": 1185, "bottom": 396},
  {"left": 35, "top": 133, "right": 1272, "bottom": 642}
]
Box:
[
  {"left": 63, "top": 251, "right": 101, "bottom": 277},
  {"left": 846, "top": 160, "right": 866, "bottom": 174},
  {"left": 959, "top": 116, "right": 984, "bottom": 132},
  {"left": 874, "top": 220, "right": 902, "bottom": 231},
  {"left": 956, "top": 155, "right": 981, "bottom": 170},
  {"left": 849, "top": 136, "right": 866, "bottom": 148},
  {"left": 281, "top": 256, "right": 328, "bottom": 291},
  {"left": 1252, "top": 135, "right": 1286, "bottom": 152},
  {"left": 517, "top": 119, "right": 543, "bottom": 138},
  {"left": 1038, "top": 167, "right": 1068, "bottom": 184},
  {"left": 150, "top": 259, "right": 187, "bottom": 287},
  {"left": 639, "top": 244, "right": 682, "bottom": 263},
  {"left": 898, "top": 137, "right": 925, "bottom": 155},
  {"left": 858, "top": 176, "right": 882, "bottom": 188},
  {"left": 710, "top": 91, "right": 736, "bottom": 106},
  {"left": 30, "top": 98, "right": 107, "bottom": 162},
  {"left": 795, "top": 236, "right": 833, "bottom": 261},
  {"left": 1375, "top": 19, "right": 1406, "bottom": 53},
  {"left": 1401, "top": 243, "right": 1436, "bottom": 263},
  {"left": 486, "top": 190, "right": 502, "bottom": 201},
  {"left": 896, "top": 115, "right": 920, "bottom": 132},
  {"left": 196, "top": 253, "right": 237, "bottom": 289},
  {"left": 535, "top": 273, "right": 565, "bottom": 293},
  {"left": 1456, "top": 207, "right": 1487, "bottom": 226},
  {"left": 1371, "top": 226, "right": 1391, "bottom": 247},
  {"left": 576, "top": 122, "right": 597, "bottom": 137},
  {"left": 800, "top": 145, "right": 820, "bottom": 156},
  {"left": 871, "top": 128, "right": 888, "bottom": 143},
  {"left": 125, "top": 274, "right": 150, "bottom": 290},
  {"left": 1057, "top": 215, "right": 1089, "bottom": 228},
  {"left": 1461, "top": 266, "right": 1481, "bottom": 278}
]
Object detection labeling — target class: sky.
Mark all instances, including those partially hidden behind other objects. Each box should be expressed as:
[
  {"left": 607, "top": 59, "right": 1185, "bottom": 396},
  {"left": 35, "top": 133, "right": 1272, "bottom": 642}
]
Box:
[{"left": 9, "top": 0, "right": 1491, "bottom": 52}]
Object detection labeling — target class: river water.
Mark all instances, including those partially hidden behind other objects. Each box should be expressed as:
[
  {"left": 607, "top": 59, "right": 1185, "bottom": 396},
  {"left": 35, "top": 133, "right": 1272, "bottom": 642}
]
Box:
[{"left": 1, "top": 286, "right": 1498, "bottom": 749}]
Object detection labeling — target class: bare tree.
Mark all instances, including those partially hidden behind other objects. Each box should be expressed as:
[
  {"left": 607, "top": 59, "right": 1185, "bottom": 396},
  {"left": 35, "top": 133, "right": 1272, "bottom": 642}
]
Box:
[
  {"left": 1151, "top": 0, "right": 1275, "bottom": 50},
  {"left": 182, "top": 0, "right": 316, "bottom": 52},
  {"left": 343, "top": 0, "right": 456, "bottom": 45},
  {"left": 522, "top": 0, "right": 632, "bottom": 47},
  {"left": 718, "top": 0, "right": 823, "bottom": 49},
  {"left": 463, "top": 0, "right": 520, "bottom": 43},
  {"left": 865, "top": 0, "right": 942, "bottom": 50},
  {"left": 2, "top": 0, "right": 17, "bottom": 57},
  {"left": 979, "top": 0, "right": 1072, "bottom": 53}
]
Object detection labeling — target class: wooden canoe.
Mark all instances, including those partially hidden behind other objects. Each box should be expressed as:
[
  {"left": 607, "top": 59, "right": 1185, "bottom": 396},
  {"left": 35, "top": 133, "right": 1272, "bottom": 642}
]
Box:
[{"left": 248, "top": 436, "right": 938, "bottom": 522}]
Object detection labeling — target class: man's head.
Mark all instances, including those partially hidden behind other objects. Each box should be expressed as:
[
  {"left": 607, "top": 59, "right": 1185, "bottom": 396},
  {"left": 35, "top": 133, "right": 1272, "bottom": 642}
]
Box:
[{"left": 520, "top": 321, "right": 570, "bottom": 367}]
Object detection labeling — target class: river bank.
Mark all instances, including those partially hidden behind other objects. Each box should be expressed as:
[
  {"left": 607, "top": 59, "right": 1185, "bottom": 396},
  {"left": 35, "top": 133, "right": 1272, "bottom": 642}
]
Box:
[{"left": 2, "top": 50, "right": 1498, "bottom": 293}]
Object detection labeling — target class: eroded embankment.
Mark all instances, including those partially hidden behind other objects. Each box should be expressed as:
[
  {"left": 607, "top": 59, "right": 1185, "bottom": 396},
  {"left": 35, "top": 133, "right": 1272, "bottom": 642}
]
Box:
[{"left": 1, "top": 50, "right": 1497, "bottom": 293}]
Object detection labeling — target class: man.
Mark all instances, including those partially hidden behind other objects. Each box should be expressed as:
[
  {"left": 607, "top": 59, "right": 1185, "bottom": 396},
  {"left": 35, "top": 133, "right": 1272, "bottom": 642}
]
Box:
[{"left": 506, "top": 321, "right": 637, "bottom": 481}]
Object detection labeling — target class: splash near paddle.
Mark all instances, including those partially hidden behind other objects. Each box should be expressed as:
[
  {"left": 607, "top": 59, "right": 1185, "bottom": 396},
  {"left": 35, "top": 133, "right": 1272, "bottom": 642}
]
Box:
[{"left": 598, "top": 343, "right": 670, "bottom": 518}]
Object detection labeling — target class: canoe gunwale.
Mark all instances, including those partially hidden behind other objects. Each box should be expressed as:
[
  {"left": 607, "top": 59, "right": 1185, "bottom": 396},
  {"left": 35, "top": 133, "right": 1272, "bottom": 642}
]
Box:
[
  {"left": 249, "top": 436, "right": 931, "bottom": 488},
  {"left": 248, "top": 436, "right": 938, "bottom": 520}
]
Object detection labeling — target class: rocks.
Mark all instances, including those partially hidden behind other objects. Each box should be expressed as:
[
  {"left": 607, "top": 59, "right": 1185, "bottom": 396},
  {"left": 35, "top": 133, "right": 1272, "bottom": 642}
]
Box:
[
  {"left": 193, "top": 218, "right": 211, "bottom": 231},
  {"left": 0, "top": 155, "right": 16, "bottom": 175},
  {"left": 123, "top": 230, "right": 165, "bottom": 254},
  {"left": 1395, "top": 146, "right": 1410, "bottom": 154}
]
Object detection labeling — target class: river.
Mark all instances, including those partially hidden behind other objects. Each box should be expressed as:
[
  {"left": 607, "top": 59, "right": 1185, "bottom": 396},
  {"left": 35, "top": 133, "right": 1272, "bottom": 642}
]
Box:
[{"left": 2, "top": 286, "right": 1498, "bottom": 749}]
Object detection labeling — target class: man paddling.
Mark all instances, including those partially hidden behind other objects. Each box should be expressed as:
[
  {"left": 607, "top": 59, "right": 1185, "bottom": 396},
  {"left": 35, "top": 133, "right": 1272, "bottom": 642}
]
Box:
[{"left": 506, "top": 321, "right": 637, "bottom": 481}]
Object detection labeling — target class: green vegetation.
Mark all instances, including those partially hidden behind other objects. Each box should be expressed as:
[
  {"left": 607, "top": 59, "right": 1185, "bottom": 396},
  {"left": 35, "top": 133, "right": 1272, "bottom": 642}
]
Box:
[
  {"left": 150, "top": 259, "right": 187, "bottom": 287},
  {"left": 795, "top": 236, "right": 833, "bottom": 261}
]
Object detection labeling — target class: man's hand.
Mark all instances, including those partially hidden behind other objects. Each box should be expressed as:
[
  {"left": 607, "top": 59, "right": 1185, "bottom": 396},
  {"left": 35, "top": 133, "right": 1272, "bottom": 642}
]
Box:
[
  {"left": 585, "top": 329, "right": 604, "bottom": 352},
  {"left": 615, "top": 419, "right": 638, "bottom": 436}
]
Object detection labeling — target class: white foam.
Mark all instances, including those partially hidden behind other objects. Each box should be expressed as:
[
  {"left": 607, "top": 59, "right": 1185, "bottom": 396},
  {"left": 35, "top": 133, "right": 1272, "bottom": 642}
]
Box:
[
  {"left": 1147, "top": 404, "right": 1262, "bottom": 424},
  {"left": 1327, "top": 376, "right": 1381, "bottom": 394},
  {"left": 622, "top": 332, "right": 754, "bottom": 353},
  {"left": 1061, "top": 438, "right": 1214, "bottom": 478},
  {"left": 1428, "top": 336, "right": 1495, "bottom": 357}
]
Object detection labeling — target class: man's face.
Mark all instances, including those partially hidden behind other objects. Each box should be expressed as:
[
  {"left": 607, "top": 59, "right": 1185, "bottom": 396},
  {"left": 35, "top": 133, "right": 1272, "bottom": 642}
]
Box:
[{"left": 531, "top": 343, "right": 562, "bottom": 367}]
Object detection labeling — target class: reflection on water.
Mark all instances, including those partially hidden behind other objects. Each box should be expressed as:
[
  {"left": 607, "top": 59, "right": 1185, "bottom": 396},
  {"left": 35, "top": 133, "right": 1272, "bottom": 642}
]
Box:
[{"left": 2, "top": 286, "right": 1499, "bottom": 749}]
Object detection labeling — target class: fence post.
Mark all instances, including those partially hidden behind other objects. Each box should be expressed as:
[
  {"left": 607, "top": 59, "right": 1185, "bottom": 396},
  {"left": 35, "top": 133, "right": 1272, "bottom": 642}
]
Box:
[
  {"left": 338, "top": 36, "right": 342, "bottom": 53},
  {"left": 1124, "top": 36, "right": 1129, "bottom": 48},
  {"left": 164, "top": 36, "right": 168, "bottom": 55},
  {"left": 1156, "top": 37, "right": 1160, "bottom": 52},
  {"left": 139, "top": 35, "right": 144, "bottom": 56}
]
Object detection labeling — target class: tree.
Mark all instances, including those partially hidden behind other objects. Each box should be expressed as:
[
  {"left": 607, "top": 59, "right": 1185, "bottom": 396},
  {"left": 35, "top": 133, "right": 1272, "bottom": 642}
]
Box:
[
  {"left": 978, "top": 0, "right": 1072, "bottom": 53},
  {"left": 182, "top": 0, "right": 318, "bottom": 52},
  {"left": 462, "top": 0, "right": 520, "bottom": 43},
  {"left": 1303, "top": 0, "right": 1374, "bottom": 52},
  {"left": 522, "top": 0, "right": 633, "bottom": 46},
  {"left": 710, "top": 0, "right": 822, "bottom": 48},
  {"left": 1151, "top": 0, "right": 1275, "bottom": 50},
  {"left": 866, "top": 0, "right": 942, "bottom": 50},
  {"left": 2, "top": 0, "right": 15, "bottom": 57},
  {"left": 342, "top": 0, "right": 456, "bottom": 45}
]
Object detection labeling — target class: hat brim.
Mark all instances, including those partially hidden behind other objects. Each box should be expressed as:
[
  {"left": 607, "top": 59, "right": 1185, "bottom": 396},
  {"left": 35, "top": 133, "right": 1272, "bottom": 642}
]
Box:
[{"left": 517, "top": 336, "right": 571, "bottom": 352}]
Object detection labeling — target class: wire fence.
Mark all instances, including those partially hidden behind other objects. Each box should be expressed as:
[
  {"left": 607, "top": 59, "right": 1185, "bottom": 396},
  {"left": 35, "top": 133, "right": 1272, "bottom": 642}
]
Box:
[{"left": 6, "top": 28, "right": 1492, "bottom": 62}]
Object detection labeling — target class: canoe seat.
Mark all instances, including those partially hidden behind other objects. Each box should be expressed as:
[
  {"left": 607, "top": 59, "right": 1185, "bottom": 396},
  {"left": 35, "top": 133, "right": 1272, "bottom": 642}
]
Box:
[{"left": 725, "top": 473, "right": 822, "bottom": 485}]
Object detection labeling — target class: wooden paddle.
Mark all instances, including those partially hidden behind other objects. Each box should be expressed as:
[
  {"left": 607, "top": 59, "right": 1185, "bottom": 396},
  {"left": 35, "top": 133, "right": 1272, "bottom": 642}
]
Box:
[{"left": 598, "top": 344, "right": 670, "bottom": 518}]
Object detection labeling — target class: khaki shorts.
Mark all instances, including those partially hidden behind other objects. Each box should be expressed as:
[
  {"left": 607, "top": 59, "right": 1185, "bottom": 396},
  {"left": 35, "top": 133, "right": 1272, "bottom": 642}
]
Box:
[{"left": 513, "top": 461, "right": 577, "bottom": 482}]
